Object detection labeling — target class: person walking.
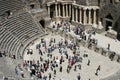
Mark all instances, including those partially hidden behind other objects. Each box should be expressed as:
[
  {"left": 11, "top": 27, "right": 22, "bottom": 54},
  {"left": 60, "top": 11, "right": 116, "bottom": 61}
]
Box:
[
  {"left": 77, "top": 73, "right": 81, "bottom": 80},
  {"left": 60, "top": 66, "right": 62, "bottom": 72},
  {"left": 87, "top": 59, "right": 90, "bottom": 66},
  {"left": 108, "top": 43, "right": 110, "bottom": 50},
  {"left": 15, "top": 66, "right": 18, "bottom": 75}
]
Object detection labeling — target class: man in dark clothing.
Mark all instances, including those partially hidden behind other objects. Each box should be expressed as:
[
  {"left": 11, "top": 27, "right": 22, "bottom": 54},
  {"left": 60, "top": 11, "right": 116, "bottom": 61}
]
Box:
[
  {"left": 108, "top": 43, "right": 110, "bottom": 50},
  {"left": 87, "top": 59, "right": 90, "bottom": 66},
  {"left": 77, "top": 73, "right": 81, "bottom": 80},
  {"left": 49, "top": 73, "right": 51, "bottom": 80},
  {"left": 60, "top": 66, "right": 62, "bottom": 72}
]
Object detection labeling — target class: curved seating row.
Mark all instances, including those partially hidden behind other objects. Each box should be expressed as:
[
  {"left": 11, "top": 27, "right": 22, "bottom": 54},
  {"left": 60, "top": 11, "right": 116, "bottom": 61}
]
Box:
[
  {"left": 0, "top": 12, "right": 44, "bottom": 58},
  {"left": 0, "top": 0, "right": 24, "bottom": 15}
]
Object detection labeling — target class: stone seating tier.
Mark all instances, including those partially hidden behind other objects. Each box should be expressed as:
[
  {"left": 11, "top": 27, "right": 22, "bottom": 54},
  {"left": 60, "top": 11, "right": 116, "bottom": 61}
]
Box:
[{"left": 0, "top": 12, "right": 44, "bottom": 58}]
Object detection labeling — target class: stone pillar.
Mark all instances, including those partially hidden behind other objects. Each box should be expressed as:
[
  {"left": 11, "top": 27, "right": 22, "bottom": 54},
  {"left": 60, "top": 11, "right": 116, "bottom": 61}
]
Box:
[
  {"left": 88, "top": 9, "right": 91, "bottom": 24},
  {"left": 75, "top": 7, "right": 78, "bottom": 22},
  {"left": 58, "top": 4, "right": 61, "bottom": 17},
  {"left": 66, "top": 4, "right": 68, "bottom": 17},
  {"left": 72, "top": 6, "right": 74, "bottom": 21},
  {"left": 79, "top": 7, "right": 82, "bottom": 24},
  {"left": 47, "top": 4, "right": 50, "bottom": 17},
  {"left": 83, "top": 8, "right": 86, "bottom": 25},
  {"left": 55, "top": 3, "right": 58, "bottom": 17},
  {"left": 62, "top": 4, "right": 65, "bottom": 17},
  {"left": 93, "top": 9, "right": 96, "bottom": 24},
  {"left": 69, "top": 4, "right": 71, "bottom": 16}
]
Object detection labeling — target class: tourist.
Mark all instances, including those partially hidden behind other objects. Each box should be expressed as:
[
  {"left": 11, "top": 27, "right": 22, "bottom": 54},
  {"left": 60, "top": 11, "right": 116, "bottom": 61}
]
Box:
[
  {"left": 49, "top": 73, "right": 51, "bottom": 80},
  {"left": 108, "top": 43, "right": 110, "bottom": 50},
  {"left": 20, "top": 69, "right": 24, "bottom": 78},
  {"left": 87, "top": 59, "right": 90, "bottom": 66},
  {"left": 77, "top": 73, "right": 81, "bottom": 80},
  {"left": 60, "top": 66, "right": 62, "bottom": 72},
  {"left": 15, "top": 66, "right": 18, "bottom": 75}
]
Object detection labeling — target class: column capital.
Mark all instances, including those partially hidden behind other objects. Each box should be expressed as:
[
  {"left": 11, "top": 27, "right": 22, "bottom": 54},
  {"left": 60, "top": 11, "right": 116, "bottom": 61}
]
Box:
[
  {"left": 87, "top": 7, "right": 91, "bottom": 10},
  {"left": 93, "top": 8, "right": 97, "bottom": 11},
  {"left": 62, "top": 3, "right": 65, "bottom": 5},
  {"left": 83, "top": 8, "right": 87, "bottom": 10},
  {"left": 55, "top": 2, "right": 58, "bottom": 5},
  {"left": 47, "top": 3, "right": 50, "bottom": 6},
  {"left": 74, "top": 6, "right": 78, "bottom": 8},
  {"left": 78, "top": 7, "right": 82, "bottom": 9}
]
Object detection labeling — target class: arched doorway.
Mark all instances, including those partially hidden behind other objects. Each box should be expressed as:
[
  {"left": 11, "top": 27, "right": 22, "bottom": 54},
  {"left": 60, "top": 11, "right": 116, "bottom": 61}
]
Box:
[
  {"left": 39, "top": 20, "right": 45, "bottom": 28},
  {"left": 30, "top": 4, "right": 35, "bottom": 9},
  {"left": 105, "top": 14, "right": 113, "bottom": 31},
  {"left": 5, "top": 10, "right": 11, "bottom": 16}
]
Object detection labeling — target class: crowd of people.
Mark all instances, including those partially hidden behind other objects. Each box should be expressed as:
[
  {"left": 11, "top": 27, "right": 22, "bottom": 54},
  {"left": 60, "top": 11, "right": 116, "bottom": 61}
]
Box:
[
  {"left": 22, "top": 37, "right": 83, "bottom": 80},
  {"left": 52, "top": 21, "right": 98, "bottom": 47},
  {"left": 20, "top": 34, "right": 103, "bottom": 80},
  {"left": 15, "top": 20, "right": 118, "bottom": 80}
]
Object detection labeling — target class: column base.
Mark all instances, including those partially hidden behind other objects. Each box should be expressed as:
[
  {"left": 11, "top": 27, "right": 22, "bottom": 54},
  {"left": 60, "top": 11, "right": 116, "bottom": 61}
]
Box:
[
  {"left": 88, "top": 23, "right": 92, "bottom": 25},
  {"left": 92, "top": 24, "right": 98, "bottom": 28}
]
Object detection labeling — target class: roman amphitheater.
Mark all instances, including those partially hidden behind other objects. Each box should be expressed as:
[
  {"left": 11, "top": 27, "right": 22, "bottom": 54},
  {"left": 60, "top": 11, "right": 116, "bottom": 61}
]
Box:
[{"left": 0, "top": 0, "right": 120, "bottom": 80}]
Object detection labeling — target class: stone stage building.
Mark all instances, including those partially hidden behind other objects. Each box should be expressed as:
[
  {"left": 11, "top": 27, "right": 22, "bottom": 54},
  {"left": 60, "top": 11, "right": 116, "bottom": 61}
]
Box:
[
  {"left": 17, "top": 0, "right": 120, "bottom": 40},
  {"left": 45, "top": 0, "right": 120, "bottom": 39}
]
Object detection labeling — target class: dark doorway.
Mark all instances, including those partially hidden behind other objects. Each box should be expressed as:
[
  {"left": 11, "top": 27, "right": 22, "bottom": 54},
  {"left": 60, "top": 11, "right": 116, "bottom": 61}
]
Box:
[
  {"left": 30, "top": 4, "right": 35, "bottom": 9},
  {"left": 39, "top": 20, "right": 45, "bottom": 28},
  {"left": 5, "top": 10, "right": 11, "bottom": 16},
  {"left": 105, "top": 14, "right": 113, "bottom": 31},
  {"left": 50, "top": 4, "right": 55, "bottom": 18},
  {"left": 50, "top": 12, "right": 54, "bottom": 18},
  {"left": 106, "top": 21, "right": 112, "bottom": 31},
  {"left": 110, "top": 0, "right": 113, "bottom": 3}
]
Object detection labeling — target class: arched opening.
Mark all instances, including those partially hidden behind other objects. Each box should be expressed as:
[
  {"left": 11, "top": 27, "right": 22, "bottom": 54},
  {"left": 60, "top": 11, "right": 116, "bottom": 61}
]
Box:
[
  {"left": 39, "top": 20, "right": 45, "bottom": 28},
  {"left": 105, "top": 14, "right": 113, "bottom": 31},
  {"left": 110, "top": 0, "right": 113, "bottom": 3},
  {"left": 30, "top": 4, "right": 35, "bottom": 9},
  {"left": 5, "top": 10, "right": 11, "bottom": 17}
]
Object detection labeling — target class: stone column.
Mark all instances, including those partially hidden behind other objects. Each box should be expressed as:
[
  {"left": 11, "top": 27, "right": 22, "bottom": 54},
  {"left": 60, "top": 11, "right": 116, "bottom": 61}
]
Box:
[
  {"left": 69, "top": 4, "right": 71, "bottom": 16},
  {"left": 55, "top": 3, "right": 58, "bottom": 17},
  {"left": 66, "top": 4, "right": 68, "bottom": 17},
  {"left": 88, "top": 9, "right": 91, "bottom": 24},
  {"left": 72, "top": 6, "right": 74, "bottom": 21},
  {"left": 83, "top": 8, "right": 86, "bottom": 25},
  {"left": 75, "top": 7, "right": 78, "bottom": 22},
  {"left": 47, "top": 5, "right": 50, "bottom": 18},
  {"left": 62, "top": 4, "right": 65, "bottom": 17},
  {"left": 93, "top": 9, "right": 96, "bottom": 24},
  {"left": 58, "top": 4, "right": 61, "bottom": 17},
  {"left": 79, "top": 7, "right": 82, "bottom": 23}
]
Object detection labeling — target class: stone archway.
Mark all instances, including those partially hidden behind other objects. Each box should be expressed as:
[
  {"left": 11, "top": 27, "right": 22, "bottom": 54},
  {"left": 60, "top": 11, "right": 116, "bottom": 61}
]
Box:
[
  {"left": 99, "top": 3, "right": 119, "bottom": 31},
  {"left": 39, "top": 19, "right": 45, "bottom": 28},
  {"left": 105, "top": 14, "right": 113, "bottom": 31},
  {"left": 30, "top": 4, "right": 35, "bottom": 9}
]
